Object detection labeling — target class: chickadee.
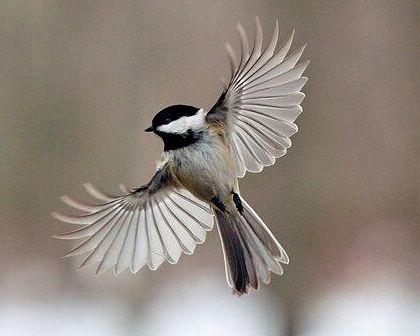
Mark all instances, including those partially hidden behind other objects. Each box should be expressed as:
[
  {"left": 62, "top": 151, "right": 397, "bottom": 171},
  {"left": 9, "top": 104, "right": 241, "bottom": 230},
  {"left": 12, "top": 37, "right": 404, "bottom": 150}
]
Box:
[{"left": 53, "top": 18, "right": 308, "bottom": 295}]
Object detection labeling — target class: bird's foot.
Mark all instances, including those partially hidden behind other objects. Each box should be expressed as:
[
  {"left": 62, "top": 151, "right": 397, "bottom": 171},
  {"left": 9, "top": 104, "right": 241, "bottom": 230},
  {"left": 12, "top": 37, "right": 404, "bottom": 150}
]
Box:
[
  {"left": 232, "top": 192, "right": 244, "bottom": 215},
  {"left": 211, "top": 196, "right": 228, "bottom": 213}
]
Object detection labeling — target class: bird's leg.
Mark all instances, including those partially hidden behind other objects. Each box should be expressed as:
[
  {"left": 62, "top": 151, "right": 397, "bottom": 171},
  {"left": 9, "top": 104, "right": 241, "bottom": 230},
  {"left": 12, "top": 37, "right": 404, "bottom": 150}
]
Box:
[
  {"left": 232, "top": 192, "right": 244, "bottom": 215},
  {"left": 211, "top": 196, "right": 228, "bottom": 213}
]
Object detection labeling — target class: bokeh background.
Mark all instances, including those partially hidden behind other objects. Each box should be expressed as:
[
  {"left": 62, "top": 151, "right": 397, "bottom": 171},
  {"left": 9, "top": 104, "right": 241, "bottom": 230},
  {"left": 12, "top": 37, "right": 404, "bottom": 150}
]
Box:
[{"left": 1, "top": 1, "right": 419, "bottom": 335}]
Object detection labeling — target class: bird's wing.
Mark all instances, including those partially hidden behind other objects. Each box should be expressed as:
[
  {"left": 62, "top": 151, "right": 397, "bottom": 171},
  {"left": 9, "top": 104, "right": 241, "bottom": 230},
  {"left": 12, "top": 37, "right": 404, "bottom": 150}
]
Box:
[
  {"left": 52, "top": 171, "right": 214, "bottom": 274},
  {"left": 206, "top": 18, "right": 308, "bottom": 178}
]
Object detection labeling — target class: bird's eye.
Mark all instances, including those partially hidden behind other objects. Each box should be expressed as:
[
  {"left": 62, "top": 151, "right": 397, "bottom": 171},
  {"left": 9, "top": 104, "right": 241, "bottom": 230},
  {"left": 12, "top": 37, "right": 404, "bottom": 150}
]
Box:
[{"left": 164, "top": 118, "right": 171, "bottom": 124}]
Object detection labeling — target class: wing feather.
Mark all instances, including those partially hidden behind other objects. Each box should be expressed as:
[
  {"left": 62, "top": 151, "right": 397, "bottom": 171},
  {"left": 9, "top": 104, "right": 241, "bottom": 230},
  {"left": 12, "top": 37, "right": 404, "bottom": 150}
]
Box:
[
  {"left": 207, "top": 18, "right": 308, "bottom": 177},
  {"left": 159, "top": 196, "right": 201, "bottom": 246},
  {"left": 78, "top": 206, "right": 129, "bottom": 269},
  {"left": 155, "top": 197, "right": 192, "bottom": 256},
  {"left": 145, "top": 200, "right": 165, "bottom": 270},
  {"left": 95, "top": 203, "right": 136, "bottom": 274},
  {"left": 115, "top": 205, "right": 137, "bottom": 274},
  {"left": 53, "top": 176, "right": 214, "bottom": 274}
]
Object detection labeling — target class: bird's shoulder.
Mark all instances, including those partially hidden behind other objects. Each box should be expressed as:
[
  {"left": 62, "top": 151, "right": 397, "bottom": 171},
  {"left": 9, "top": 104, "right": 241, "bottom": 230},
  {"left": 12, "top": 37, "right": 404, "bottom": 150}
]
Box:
[{"left": 204, "top": 119, "right": 230, "bottom": 147}]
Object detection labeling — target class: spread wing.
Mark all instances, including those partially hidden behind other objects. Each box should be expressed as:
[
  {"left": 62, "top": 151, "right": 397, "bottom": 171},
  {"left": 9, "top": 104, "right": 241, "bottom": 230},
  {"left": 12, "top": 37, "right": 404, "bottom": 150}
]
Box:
[
  {"left": 207, "top": 18, "right": 309, "bottom": 178},
  {"left": 52, "top": 171, "right": 214, "bottom": 274}
]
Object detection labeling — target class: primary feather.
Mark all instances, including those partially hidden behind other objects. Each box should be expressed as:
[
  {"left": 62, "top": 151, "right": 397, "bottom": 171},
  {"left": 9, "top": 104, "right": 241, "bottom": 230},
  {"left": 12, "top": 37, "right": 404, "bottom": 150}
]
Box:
[
  {"left": 53, "top": 180, "right": 214, "bottom": 274},
  {"left": 207, "top": 17, "right": 309, "bottom": 177}
]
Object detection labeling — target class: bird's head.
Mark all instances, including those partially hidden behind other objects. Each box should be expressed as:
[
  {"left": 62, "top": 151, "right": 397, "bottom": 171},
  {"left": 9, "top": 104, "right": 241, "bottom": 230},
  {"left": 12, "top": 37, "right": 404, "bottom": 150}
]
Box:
[{"left": 145, "top": 105, "right": 205, "bottom": 151}]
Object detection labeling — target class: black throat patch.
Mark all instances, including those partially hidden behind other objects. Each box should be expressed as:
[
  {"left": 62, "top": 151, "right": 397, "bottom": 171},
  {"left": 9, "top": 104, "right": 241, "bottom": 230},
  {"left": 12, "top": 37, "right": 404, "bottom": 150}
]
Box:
[{"left": 156, "top": 129, "right": 202, "bottom": 151}]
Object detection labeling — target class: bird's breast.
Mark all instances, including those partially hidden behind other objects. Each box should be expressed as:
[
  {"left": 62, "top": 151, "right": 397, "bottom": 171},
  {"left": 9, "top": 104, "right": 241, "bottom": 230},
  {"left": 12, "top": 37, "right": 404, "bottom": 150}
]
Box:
[{"left": 163, "top": 135, "right": 235, "bottom": 202}]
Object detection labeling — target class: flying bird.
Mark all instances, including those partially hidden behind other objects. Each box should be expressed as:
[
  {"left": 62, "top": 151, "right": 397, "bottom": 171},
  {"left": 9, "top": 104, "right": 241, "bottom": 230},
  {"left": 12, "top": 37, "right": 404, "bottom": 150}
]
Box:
[{"left": 53, "top": 18, "right": 308, "bottom": 295}]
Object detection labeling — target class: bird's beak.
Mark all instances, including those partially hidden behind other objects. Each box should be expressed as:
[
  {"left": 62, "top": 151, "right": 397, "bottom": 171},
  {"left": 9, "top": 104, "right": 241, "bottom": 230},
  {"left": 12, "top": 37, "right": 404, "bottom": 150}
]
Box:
[{"left": 144, "top": 126, "right": 154, "bottom": 132}]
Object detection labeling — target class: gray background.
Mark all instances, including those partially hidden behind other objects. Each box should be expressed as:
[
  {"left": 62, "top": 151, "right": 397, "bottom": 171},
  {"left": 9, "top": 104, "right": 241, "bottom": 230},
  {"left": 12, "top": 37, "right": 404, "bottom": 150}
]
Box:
[{"left": 1, "top": 1, "right": 419, "bottom": 335}]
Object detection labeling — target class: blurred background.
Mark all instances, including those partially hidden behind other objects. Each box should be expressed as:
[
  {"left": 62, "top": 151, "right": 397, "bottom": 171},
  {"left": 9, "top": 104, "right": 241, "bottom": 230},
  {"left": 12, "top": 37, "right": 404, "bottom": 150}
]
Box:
[{"left": 1, "top": 1, "right": 419, "bottom": 335}]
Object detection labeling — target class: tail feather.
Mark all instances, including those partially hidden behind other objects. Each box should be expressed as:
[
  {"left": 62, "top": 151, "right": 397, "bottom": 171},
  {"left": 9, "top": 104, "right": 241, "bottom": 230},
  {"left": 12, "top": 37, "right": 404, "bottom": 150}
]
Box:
[
  {"left": 242, "top": 198, "right": 289, "bottom": 264},
  {"left": 215, "top": 197, "right": 288, "bottom": 295},
  {"left": 216, "top": 212, "right": 252, "bottom": 293}
]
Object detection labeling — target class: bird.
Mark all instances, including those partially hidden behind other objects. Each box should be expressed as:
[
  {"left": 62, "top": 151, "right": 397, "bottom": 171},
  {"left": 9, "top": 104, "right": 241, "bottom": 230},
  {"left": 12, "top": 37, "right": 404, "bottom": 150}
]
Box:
[{"left": 52, "top": 17, "right": 308, "bottom": 295}]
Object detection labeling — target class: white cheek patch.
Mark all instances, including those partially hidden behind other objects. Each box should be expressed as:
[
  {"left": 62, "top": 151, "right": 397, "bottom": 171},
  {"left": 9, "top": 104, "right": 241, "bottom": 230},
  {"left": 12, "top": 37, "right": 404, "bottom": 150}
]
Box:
[{"left": 157, "top": 109, "right": 205, "bottom": 134}]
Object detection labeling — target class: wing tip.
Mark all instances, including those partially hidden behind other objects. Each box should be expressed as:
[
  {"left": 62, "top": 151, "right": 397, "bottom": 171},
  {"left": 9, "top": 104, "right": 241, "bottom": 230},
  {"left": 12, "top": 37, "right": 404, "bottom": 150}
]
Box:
[
  {"left": 236, "top": 21, "right": 245, "bottom": 33},
  {"left": 82, "top": 182, "right": 93, "bottom": 190},
  {"left": 59, "top": 194, "right": 70, "bottom": 203},
  {"left": 51, "top": 211, "right": 74, "bottom": 224},
  {"left": 288, "top": 28, "right": 296, "bottom": 45},
  {"left": 279, "top": 255, "right": 290, "bottom": 265},
  {"left": 51, "top": 211, "right": 60, "bottom": 220},
  {"left": 254, "top": 16, "right": 262, "bottom": 37},
  {"left": 51, "top": 233, "right": 63, "bottom": 240},
  {"left": 119, "top": 183, "right": 130, "bottom": 193}
]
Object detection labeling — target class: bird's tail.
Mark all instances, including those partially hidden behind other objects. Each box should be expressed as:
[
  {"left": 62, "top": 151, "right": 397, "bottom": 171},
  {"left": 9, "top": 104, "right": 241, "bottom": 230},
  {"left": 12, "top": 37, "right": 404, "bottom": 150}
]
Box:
[{"left": 215, "top": 196, "right": 289, "bottom": 295}]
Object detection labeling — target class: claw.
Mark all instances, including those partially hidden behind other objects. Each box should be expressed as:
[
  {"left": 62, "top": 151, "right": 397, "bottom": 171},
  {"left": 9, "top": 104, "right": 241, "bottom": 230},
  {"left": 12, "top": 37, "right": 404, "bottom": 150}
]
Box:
[
  {"left": 232, "top": 192, "right": 244, "bottom": 214},
  {"left": 211, "top": 196, "right": 228, "bottom": 213}
]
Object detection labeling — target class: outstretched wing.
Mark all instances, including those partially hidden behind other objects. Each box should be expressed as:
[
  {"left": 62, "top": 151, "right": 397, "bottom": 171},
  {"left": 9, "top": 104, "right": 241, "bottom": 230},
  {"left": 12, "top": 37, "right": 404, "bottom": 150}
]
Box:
[
  {"left": 207, "top": 18, "right": 309, "bottom": 178},
  {"left": 52, "top": 171, "right": 214, "bottom": 274}
]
